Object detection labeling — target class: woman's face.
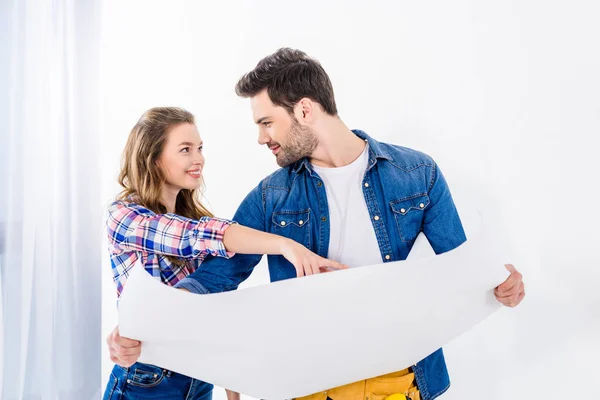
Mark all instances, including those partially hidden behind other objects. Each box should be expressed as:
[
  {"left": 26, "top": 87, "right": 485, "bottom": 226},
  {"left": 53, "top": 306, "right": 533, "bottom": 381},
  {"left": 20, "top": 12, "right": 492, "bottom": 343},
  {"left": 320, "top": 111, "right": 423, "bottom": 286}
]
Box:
[{"left": 157, "top": 123, "right": 205, "bottom": 191}]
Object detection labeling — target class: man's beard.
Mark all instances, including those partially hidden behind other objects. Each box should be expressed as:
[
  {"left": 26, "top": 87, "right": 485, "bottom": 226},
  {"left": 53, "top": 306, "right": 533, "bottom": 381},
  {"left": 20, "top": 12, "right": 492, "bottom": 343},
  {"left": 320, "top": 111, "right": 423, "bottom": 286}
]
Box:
[{"left": 276, "top": 118, "right": 318, "bottom": 168}]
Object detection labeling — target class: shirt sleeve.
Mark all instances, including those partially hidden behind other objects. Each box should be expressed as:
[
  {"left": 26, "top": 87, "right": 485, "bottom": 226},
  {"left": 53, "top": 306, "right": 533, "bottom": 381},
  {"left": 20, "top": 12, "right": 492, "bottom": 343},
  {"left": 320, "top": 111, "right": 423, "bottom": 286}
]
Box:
[
  {"left": 107, "top": 201, "right": 236, "bottom": 259},
  {"left": 422, "top": 162, "right": 467, "bottom": 254},
  {"left": 174, "top": 181, "right": 266, "bottom": 294}
]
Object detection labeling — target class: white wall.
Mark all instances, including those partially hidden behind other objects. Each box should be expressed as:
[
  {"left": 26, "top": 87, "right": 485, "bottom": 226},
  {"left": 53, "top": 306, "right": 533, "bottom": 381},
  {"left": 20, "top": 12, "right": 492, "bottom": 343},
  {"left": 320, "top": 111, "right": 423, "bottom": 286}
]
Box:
[{"left": 99, "top": 1, "right": 600, "bottom": 398}]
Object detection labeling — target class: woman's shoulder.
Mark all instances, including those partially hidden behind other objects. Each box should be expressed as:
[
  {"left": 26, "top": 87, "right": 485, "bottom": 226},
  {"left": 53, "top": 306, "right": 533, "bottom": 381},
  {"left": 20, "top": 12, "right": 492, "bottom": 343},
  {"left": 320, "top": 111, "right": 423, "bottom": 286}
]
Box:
[{"left": 107, "top": 196, "right": 155, "bottom": 218}]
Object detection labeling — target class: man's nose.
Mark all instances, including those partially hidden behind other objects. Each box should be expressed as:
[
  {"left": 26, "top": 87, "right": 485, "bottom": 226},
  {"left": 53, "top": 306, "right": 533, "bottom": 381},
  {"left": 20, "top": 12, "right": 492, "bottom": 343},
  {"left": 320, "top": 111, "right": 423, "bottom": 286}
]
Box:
[{"left": 257, "top": 129, "right": 270, "bottom": 145}]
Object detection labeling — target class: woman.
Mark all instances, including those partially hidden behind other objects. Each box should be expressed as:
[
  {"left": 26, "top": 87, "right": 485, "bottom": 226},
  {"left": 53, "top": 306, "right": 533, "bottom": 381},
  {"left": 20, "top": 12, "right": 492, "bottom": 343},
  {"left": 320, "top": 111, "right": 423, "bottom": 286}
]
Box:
[{"left": 103, "top": 107, "right": 344, "bottom": 399}]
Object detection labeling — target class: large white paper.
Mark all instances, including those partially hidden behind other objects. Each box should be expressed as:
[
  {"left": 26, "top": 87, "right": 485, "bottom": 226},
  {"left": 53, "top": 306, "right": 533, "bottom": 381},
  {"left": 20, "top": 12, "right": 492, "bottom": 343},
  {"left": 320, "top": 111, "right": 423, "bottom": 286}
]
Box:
[{"left": 119, "top": 210, "right": 508, "bottom": 399}]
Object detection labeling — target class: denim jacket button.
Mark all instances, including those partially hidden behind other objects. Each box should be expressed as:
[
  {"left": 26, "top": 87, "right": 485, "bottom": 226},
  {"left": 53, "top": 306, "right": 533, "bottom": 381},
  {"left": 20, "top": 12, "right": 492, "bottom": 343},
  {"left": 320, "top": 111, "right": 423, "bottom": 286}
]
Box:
[
  {"left": 317, "top": 181, "right": 323, "bottom": 187},
  {"left": 419, "top": 203, "right": 425, "bottom": 208},
  {"left": 298, "top": 220, "right": 304, "bottom": 225},
  {"left": 400, "top": 208, "right": 406, "bottom": 213},
  {"left": 364, "top": 182, "right": 369, "bottom": 187},
  {"left": 374, "top": 215, "right": 380, "bottom": 221},
  {"left": 385, "top": 254, "right": 391, "bottom": 260},
  {"left": 281, "top": 221, "right": 286, "bottom": 226}
]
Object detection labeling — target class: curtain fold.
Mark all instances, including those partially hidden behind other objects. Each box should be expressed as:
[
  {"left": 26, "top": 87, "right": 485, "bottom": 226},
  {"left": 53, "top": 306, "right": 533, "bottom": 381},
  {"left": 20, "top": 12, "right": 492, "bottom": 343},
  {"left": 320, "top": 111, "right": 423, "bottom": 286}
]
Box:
[{"left": 0, "top": 0, "right": 103, "bottom": 398}]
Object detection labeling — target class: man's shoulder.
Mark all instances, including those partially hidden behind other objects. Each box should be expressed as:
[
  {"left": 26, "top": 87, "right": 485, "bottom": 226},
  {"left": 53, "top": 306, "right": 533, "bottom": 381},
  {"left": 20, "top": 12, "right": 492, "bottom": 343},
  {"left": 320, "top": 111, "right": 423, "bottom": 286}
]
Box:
[
  {"left": 355, "top": 129, "right": 436, "bottom": 171},
  {"left": 376, "top": 140, "right": 436, "bottom": 171}
]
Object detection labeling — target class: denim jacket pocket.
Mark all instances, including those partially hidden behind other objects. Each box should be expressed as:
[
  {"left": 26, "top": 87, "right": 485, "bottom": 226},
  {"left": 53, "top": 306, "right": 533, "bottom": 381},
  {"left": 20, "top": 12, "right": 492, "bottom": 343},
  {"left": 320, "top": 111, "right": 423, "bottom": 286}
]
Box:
[
  {"left": 271, "top": 209, "right": 311, "bottom": 247},
  {"left": 128, "top": 364, "right": 166, "bottom": 388},
  {"left": 390, "top": 194, "right": 430, "bottom": 242}
]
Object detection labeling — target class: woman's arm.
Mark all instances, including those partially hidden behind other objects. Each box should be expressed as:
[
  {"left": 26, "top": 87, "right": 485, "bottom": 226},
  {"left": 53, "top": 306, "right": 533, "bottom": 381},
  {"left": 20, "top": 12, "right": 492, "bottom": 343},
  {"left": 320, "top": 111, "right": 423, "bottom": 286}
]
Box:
[
  {"left": 222, "top": 224, "right": 346, "bottom": 277},
  {"left": 107, "top": 201, "right": 234, "bottom": 259}
]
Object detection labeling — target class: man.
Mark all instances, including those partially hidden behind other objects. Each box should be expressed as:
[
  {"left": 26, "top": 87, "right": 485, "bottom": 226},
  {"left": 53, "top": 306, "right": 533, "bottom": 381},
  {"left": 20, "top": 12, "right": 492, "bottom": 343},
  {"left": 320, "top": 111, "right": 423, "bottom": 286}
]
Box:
[{"left": 109, "top": 48, "right": 525, "bottom": 400}]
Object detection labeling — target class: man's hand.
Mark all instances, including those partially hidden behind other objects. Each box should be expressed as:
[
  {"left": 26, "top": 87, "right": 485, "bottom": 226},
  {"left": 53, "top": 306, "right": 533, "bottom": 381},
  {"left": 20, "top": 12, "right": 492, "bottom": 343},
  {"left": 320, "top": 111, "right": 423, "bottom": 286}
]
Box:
[
  {"left": 225, "top": 389, "right": 241, "bottom": 400},
  {"left": 107, "top": 325, "right": 141, "bottom": 367},
  {"left": 494, "top": 264, "right": 525, "bottom": 307}
]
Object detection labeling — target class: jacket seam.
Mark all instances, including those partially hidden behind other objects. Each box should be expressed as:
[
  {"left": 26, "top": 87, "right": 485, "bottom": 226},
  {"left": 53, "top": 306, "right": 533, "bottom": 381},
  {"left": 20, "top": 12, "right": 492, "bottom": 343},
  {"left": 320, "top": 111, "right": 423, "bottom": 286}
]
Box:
[{"left": 429, "top": 381, "right": 451, "bottom": 400}]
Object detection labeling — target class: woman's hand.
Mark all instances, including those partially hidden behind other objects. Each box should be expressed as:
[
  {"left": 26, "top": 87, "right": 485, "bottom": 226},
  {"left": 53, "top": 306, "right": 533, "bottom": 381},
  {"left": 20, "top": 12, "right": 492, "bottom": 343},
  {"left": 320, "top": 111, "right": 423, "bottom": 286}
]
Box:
[
  {"left": 107, "top": 326, "right": 141, "bottom": 368},
  {"left": 279, "top": 238, "right": 347, "bottom": 277}
]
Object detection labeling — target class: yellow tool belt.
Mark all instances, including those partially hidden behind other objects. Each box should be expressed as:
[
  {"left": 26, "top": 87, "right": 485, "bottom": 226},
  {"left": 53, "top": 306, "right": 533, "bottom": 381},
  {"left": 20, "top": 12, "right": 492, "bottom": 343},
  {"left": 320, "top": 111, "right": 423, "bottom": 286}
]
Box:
[{"left": 295, "top": 368, "right": 420, "bottom": 400}]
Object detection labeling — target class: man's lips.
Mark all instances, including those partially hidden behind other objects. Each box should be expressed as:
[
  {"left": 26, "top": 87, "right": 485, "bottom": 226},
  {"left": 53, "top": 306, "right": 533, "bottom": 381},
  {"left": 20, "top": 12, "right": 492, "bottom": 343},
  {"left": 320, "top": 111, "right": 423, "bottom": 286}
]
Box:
[{"left": 269, "top": 145, "right": 281, "bottom": 155}]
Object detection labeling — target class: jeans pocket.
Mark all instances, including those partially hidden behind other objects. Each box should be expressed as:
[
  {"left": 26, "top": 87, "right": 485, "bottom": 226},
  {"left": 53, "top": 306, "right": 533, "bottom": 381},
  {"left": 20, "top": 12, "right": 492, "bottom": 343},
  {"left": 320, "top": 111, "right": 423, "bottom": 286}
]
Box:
[
  {"left": 128, "top": 363, "right": 166, "bottom": 388},
  {"left": 102, "top": 371, "right": 119, "bottom": 400}
]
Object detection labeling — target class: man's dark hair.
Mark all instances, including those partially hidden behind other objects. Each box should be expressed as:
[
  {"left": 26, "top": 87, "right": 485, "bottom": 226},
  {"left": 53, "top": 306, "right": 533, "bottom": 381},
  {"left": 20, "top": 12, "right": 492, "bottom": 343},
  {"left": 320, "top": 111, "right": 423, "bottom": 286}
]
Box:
[{"left": 235, "top": 48, "right": 338, "bottom": 116}]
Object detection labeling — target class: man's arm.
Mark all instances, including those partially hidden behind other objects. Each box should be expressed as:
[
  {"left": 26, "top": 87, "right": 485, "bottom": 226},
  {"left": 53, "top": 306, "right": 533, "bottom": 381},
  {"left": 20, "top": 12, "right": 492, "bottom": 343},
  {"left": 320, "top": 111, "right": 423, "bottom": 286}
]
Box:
[
  {"left": 423, "top": 161, "right": 525, "bottom": 307},
  {"left": 421, "top": 162, "right": 467, "bottom": 253}
]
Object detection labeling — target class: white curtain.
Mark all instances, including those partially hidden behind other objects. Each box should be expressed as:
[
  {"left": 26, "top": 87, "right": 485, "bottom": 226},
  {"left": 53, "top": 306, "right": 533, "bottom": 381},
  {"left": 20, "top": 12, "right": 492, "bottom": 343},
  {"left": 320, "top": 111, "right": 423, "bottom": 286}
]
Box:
[{"left": 0, "top": 0, "right": 103, "bottom": 398}]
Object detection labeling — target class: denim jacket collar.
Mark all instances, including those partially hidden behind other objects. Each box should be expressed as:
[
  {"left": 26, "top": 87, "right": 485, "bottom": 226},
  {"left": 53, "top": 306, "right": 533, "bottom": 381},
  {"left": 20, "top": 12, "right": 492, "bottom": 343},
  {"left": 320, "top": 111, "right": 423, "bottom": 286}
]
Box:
[{"left": 291, "top": 129, "right": 393, "bottom": 176}]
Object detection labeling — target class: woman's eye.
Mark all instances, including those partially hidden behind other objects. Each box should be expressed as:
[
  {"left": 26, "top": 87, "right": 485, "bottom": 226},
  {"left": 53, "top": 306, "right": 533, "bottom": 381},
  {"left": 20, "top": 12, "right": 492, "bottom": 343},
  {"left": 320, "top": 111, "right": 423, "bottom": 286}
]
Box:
[{"left": 181, "top": 147, "right": 190, "bottom": 153}]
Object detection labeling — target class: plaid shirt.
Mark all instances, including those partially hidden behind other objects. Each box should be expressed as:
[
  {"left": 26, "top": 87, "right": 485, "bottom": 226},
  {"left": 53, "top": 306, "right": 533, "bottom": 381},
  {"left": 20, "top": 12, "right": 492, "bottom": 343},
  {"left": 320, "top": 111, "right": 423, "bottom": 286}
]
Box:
[{"left": 106, "top": 200, "right": 235, "bottom": 297}]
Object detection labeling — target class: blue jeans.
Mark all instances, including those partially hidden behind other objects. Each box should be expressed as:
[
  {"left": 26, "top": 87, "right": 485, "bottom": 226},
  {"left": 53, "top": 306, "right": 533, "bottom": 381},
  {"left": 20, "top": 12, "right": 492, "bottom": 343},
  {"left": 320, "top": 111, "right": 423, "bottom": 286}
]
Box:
[{"left": 103, "top": 362, "right": 213, "bottom": 400}]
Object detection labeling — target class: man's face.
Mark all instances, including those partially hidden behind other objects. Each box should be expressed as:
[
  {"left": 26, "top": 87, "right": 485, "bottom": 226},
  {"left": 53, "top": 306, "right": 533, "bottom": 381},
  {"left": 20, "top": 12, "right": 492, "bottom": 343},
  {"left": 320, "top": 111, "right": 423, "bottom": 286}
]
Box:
[{"left": 250, "top": 90, "right": 318, "bottom": 167}]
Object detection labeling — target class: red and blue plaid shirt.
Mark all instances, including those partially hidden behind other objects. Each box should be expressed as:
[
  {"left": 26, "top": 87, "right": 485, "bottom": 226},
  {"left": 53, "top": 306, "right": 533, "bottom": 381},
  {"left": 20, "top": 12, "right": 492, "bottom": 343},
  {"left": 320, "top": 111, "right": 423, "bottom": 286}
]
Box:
[{"left": 106, "top": 200, "right": 235, "bottom": 297}]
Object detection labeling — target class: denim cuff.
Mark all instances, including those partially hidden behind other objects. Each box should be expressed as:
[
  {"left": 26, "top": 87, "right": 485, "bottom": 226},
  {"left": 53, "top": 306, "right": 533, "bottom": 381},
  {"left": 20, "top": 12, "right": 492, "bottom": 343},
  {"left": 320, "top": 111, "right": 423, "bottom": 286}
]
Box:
[{"left": 174, "top": 277, "right": 210, "bottom": 294}]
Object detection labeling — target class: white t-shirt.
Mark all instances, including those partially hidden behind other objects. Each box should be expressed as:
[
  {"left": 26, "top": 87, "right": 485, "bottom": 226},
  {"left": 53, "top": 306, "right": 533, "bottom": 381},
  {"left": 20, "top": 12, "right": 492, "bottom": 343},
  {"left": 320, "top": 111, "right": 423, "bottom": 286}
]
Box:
[{"left": 312, "top": 144, "right": 383, "bottom": 268}]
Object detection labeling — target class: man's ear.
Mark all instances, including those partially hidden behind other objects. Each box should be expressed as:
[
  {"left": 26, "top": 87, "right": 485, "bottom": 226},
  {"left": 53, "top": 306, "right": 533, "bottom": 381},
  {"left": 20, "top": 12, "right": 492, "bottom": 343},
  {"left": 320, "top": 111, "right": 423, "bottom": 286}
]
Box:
[{"left": 294, "top": 97, "right": 314, "bottom": 123}]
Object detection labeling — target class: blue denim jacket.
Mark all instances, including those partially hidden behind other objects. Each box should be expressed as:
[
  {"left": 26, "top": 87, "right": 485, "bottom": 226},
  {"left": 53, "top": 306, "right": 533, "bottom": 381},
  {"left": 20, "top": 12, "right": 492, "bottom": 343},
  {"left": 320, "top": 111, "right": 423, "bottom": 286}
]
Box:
[{"left": 176, "top": 130, "right": 467, "bottom": 400}]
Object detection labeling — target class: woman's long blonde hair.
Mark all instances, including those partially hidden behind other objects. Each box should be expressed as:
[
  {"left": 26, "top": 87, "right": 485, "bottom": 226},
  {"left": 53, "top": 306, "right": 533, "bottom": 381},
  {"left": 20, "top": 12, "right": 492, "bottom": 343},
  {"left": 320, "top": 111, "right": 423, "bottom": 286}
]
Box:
[{"left": 117, "top": 107, "right": 214, "bottom": 221}]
